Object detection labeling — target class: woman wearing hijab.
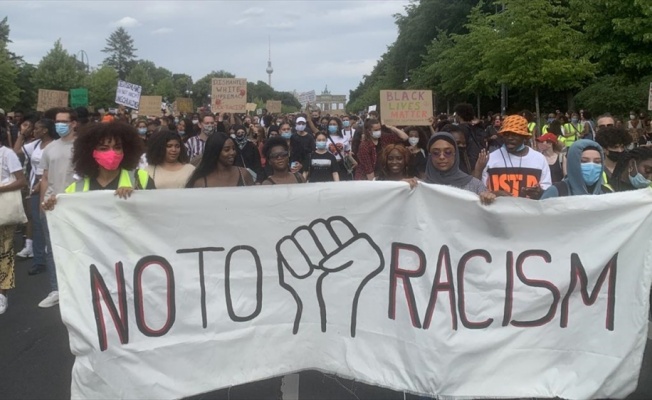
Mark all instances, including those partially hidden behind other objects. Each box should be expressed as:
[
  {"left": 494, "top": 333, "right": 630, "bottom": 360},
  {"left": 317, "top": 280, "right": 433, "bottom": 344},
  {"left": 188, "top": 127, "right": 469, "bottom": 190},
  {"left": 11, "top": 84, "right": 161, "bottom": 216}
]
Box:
[
  {"left": 541, "top": 139, "right": 612, "bottom": 198},
  {"left": 424, "top": 132, "right": 495, "bottom": 204}
]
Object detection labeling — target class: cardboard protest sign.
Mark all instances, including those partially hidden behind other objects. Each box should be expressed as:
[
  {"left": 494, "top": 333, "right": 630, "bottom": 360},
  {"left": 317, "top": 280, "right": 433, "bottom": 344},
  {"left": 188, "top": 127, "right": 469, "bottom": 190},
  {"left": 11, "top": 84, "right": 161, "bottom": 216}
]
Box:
[
  {"left": 69, "top": 88, "right": 89, "bottom": 108},
  {"left": 50, "top": 184, "right": 652, "bottom": 400},
  {"left": 176, "top": 98, "right": 193, "bottom": 114},
  {"left": 211, "top": 78, "right": 247, "bottom": 113},
  {"left": 380, "top": 90, "right": 433, "bottom": 126},
  {"left": 266, "top": 100, "right": 282, "bottom": 114},
  {"left": 138, "top": 96, "right": 163, "bottom": 117},
  {"left": 115, "top": 80, "right": 142, "bottom": 109},
  {"left": 36, "top": 89, "right": 68, "bottom": 112},
  {"left": 246, "top": 103, "right": 257, "bottom": 112}
]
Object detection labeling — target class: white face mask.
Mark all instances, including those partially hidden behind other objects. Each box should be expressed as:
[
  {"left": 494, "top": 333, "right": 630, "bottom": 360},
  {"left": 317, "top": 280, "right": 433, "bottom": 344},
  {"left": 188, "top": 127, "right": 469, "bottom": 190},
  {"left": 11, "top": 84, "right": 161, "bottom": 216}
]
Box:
[
  {"left": 295, "top": 124, "right": 306, "bottom": 132},
  {"left": 408, "top": 137, "right": 419, "bottom": 146},
  {"left": 371, "top": 130, "right": 381, "bottom": 139}
]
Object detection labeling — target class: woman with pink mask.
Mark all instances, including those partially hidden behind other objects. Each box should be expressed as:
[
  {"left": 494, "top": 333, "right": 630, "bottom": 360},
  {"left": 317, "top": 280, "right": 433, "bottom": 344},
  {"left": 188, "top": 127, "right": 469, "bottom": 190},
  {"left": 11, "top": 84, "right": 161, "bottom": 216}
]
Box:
[{"left": 42, "top": 121, "right": 154, "bottom": 211}]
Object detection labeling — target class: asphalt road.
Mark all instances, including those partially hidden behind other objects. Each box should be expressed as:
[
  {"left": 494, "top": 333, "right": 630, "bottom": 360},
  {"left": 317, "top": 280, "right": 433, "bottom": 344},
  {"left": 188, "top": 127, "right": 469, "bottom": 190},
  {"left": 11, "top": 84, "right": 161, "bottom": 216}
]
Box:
[{"left": 2, "top": 243, "right": 652, "bottom": 400}]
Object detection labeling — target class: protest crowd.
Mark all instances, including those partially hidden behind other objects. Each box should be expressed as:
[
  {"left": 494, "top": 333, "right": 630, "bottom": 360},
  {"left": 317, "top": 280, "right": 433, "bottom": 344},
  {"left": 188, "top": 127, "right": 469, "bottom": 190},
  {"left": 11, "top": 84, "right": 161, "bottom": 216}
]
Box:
[
  {"left": 1, "top": 101, "right": 652, "bottom": 400},
  {"left": 1, "top": 103, "right": 652, "bottom": 313}
]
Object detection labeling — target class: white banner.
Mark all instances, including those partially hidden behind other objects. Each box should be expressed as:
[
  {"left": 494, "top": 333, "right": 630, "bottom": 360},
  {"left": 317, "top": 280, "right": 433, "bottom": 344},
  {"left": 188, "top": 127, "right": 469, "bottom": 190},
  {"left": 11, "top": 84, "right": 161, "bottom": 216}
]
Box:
[
  {"left": 115, "top": 80, "right": 142, "bottom": 109},
  {"left": 48, "top": 183, "right": 652, "bottom": 399}
]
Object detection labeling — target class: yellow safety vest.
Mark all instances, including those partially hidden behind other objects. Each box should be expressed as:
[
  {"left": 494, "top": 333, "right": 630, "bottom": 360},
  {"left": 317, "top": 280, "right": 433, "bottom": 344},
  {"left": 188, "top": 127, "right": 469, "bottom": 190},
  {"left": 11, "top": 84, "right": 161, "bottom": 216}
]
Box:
[
  {"left": 527, "top": 122, "right": 537, "bottom": 135},
  {"left": 65, "top": 169, "right": 149, "bottom": 193},
  {"left": 602, "top": 171, "right": 613, "bottom": 192},
  {"left": 561, "top": 123, "right": 582, "bottom": 147}
]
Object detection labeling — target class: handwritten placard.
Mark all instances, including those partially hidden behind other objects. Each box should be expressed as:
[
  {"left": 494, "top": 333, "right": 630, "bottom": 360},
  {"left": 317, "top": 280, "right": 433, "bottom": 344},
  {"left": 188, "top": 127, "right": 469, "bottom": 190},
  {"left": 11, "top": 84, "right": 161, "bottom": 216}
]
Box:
[
  {"left": 69, "top": 88, "right": 89, "bottom": 108},
  {"left": 266, "top": 100, "right": 282, "bottom": 114},
  {"left": 379, "top": 90, "right": 433, "bottom": 126},
  {"left": 138, "top": 96, "right": 163, "bottom": 117},
  {"left": 211, "top": 78, "right": 247, "bottom": 113},
  {"left": 37, "top": 89, "right": 68, "bottom": 112},
  {"left": 246, "top": 103, "right": 257, "bottom": 112},
  {"left": 115, "top": 80, "right": 142, "bottom": 109},
  {"left": 176, "top": 98, "right": 193, "bottom": 114}
]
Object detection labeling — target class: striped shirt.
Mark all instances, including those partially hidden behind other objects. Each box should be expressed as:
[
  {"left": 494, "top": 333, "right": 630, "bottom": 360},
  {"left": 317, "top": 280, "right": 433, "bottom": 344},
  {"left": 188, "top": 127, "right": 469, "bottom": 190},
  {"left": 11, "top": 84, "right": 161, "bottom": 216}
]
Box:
[{"left": 186, "top": 136, "right": 206, "bottom": 159}]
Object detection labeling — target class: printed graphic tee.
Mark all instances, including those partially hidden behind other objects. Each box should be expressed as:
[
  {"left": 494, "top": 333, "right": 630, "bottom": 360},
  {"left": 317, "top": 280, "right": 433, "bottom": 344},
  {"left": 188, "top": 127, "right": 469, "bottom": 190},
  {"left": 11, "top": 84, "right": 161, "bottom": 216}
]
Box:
[{"left": 482, "top": 147, "right": 552, "bottom": 197}]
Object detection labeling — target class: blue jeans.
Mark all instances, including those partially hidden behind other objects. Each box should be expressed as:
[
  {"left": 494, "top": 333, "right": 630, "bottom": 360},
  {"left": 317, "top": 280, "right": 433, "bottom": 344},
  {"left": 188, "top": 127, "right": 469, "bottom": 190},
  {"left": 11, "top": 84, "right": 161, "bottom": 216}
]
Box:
[
  {"left": 30, "top": 195, "right": 46, "bottom": 267},
  {"left": 42, "top": 213, "right": 57, "bottom": 291}
]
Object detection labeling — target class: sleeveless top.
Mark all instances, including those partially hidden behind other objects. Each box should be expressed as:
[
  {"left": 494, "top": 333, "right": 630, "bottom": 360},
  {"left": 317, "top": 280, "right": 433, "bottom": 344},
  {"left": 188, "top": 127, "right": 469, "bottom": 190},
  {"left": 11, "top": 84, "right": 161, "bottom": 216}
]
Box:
[
  {"left": 202, "top": 167, "right": 246, "bottom": 187},
  {"left": 265, "top": 172, "right": 303, "bottom": 185}
]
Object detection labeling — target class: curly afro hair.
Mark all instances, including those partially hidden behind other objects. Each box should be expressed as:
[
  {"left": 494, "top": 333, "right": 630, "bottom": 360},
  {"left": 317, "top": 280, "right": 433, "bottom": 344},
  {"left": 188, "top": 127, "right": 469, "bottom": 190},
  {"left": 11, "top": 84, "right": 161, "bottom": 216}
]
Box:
[
  {"left": 73, "top": 121, "right": 144, "bottom": 177},
  {"left": 595, "top": 126, "right": 632, "bottom": 149},
  {"left": 263, "top": 136, "right": 289, "bottom": 159}
]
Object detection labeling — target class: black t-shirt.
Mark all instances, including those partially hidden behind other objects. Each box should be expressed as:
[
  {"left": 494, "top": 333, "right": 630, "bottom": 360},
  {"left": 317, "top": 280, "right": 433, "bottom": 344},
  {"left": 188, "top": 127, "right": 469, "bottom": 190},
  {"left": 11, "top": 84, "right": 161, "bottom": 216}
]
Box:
[
  {"left": 88, "top": 170, "right": 156, "bottom": 191},
  {"left": 290, "top": 133, "right": 315, "bottom": 171},
  {"left": 308, "top": 151, "right": 339, "bottom": 182}
]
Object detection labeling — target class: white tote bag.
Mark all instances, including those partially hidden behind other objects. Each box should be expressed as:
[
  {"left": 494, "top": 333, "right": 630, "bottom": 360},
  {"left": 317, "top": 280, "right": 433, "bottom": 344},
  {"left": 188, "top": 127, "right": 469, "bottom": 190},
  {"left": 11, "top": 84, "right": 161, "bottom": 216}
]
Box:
[{"left": 0, "top": 147, "right": 28, "bottom": 226}]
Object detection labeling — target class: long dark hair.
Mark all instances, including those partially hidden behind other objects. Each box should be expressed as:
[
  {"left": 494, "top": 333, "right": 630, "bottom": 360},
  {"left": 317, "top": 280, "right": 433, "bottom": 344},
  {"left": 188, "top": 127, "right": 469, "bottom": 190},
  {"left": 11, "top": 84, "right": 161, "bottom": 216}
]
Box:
[
  {"left": 35, "top": 118, "right": 58, "bottom": 140},
  {"left": 185, "top": 132, "right": 232, "bottom": 188},
  {"left": 146, "top": 130, "right": 189, "bottom": 165},
  {"left": 612, "top": 147, "right": 652, "bottom": 192}
]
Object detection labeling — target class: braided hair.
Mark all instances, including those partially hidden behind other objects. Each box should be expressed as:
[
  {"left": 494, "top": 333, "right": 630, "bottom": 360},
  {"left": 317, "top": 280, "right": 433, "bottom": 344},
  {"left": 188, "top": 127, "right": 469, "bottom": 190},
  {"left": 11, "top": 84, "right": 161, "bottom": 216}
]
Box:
[{"left": 611, "top": 147, "right": 652, "bottom": 192}]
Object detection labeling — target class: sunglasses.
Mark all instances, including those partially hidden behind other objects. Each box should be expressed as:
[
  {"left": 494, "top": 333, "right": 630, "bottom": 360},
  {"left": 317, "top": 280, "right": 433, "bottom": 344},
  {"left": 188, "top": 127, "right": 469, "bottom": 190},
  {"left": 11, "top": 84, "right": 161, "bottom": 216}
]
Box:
[
  {"left": 269, "top": 151, "right": 289, "bottom": 159},
  {"left": 430, "top": 149, "right": 455, "bottom": 158}
]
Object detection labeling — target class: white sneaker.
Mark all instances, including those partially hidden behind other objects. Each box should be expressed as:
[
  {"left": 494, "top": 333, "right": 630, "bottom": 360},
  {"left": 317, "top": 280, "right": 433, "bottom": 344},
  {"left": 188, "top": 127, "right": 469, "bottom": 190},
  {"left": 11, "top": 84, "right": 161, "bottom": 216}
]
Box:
[
  {"left": 16, "top": 246, "right": 34, "bottom": 258},
  {"left": 38, "top": 291, "right": 59, "bottom": 308},
  {"left": 0, "top": 294, "right": 7, "bottom": 314}
]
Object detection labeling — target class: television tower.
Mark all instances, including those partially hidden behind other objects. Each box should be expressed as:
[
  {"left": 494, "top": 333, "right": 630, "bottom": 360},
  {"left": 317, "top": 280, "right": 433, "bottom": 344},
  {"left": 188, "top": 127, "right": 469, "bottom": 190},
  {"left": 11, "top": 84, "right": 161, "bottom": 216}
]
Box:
[{"left": 266, "top": 36, "right": 274, "bottom": 87}]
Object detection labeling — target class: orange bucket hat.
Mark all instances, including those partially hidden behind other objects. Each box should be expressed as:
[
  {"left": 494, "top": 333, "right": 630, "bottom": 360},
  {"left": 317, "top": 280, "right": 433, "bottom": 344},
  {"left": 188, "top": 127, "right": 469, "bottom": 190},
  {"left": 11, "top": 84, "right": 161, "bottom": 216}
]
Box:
[{"left": 499, "top": 115, "right": 530, "bottom": 137}]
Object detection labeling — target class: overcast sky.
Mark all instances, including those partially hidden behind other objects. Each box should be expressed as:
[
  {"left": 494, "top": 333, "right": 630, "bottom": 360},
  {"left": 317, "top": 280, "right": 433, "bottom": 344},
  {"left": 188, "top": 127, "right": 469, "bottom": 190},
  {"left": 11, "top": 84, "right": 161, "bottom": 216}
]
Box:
[{"left": 4, "top": 0, "right": 410, "bottom": 99}]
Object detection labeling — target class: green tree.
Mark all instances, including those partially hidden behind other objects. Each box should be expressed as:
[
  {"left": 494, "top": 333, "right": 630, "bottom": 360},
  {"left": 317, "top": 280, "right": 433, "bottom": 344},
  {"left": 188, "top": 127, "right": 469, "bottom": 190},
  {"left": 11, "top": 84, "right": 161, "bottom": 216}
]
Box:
[
  {"left": 125, "top": 63, "right": 154, "bottom": 94},
  {"left": 154, "top": 77, "right": 177, "bottom": 102},
  {"left": 574, "top": 75, "right": 652, "bottom": 116},
  {"left": 173, "top": 73, "right": 193, "bottom": 97},
  {"left": 102, "top": 27, "right": 137, "bottom": 79},
  {"left": 0, "top": 16, "right": 19, "bottom": 110},
  {"left": 473, "top": 0, "right": 596, "bottom": 120},
  {"left": 13, "top": 61, "right": 37, "bottom": 112},
  {"left": 86, "top": 65, "right": 119, "bottom": 109},
  {"left": 347, "top": 0, "right": 479, "bottom": 110},
  {"left": 573, "top": 0, "right": 652, "bottom": 82},
  {"left": 0, "top": 47, "right": 19, "bottom": 110},
  {"left": 33, "top": 39, "right": 85, "bottom": 91}
]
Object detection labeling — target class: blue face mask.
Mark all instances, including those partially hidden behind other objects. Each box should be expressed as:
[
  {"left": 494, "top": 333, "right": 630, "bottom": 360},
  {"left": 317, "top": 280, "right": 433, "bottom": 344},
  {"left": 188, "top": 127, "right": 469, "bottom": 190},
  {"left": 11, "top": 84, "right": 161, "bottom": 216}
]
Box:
[
  {"left": 581, "top": 162, "right": 602, "bottom": 185},
  {"left": 137, "top": 127, "right": 147, "bottom": 135},
  {"left": 547, "top": 118, "right": 555, "bottom": 124},
  {"left": 629, "top": 169, "right": 651, "bottom": 188},
  {"left": 281, "top": 132, "right": 292, "bottom": 140},
  {"left": 342, "top": 120, "right": 350, "bottom": 128},
  {"left": 316, "top": 141, "right": 328, "bottom": 150},
  {"left": 178, "top": 130, "right": 185, "bottom": 136},
  {"left": 515, "top": 143, "right": 526, "bottom": 152},
  {"left": 55, "top": 123, "right": 70, "bottom": 137},
  {"left": 327, "top": 125, "right": 338, "bottom": 134},
  {"left": 571, "top": 117, "right": 579, "bottom": 124}
]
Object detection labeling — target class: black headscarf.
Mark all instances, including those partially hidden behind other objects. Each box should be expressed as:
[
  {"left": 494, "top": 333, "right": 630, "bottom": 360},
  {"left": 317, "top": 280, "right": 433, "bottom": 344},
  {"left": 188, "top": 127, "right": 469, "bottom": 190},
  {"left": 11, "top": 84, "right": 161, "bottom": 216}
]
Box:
[{"left": 424, "top": 132, "right": 473, "bottom": 188}]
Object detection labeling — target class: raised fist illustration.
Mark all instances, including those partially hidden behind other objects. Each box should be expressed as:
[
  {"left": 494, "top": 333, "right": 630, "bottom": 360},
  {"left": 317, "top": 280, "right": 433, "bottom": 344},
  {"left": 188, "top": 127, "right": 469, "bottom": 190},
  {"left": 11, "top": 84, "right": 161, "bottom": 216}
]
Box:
[{"left": 276, "top": 216, "right": 384, "bottom": 337}]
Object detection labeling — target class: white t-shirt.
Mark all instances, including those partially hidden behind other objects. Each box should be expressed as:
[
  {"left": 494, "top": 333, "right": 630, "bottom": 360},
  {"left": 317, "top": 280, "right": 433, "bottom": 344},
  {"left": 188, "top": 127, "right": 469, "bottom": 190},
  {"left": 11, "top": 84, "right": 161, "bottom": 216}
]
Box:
[
  {"left": 40, "top": 138, "right": 76, "bottom": 196},
  {"left": 0, "top": 146, "right": 22, "bottom": 185},
  {"left": 482, "top": 146, "right": 552, "bottom": 197},
  {"left": 23, "top": 140, "right": 47, "bottom": 190}
]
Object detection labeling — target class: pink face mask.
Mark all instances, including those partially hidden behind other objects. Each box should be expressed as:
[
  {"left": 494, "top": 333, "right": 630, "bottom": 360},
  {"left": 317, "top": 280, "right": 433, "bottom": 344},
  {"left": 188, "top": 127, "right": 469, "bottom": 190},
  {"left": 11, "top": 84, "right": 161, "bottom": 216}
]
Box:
[{"left": 93, "top": 150, "right": 124, "bottom": 171}]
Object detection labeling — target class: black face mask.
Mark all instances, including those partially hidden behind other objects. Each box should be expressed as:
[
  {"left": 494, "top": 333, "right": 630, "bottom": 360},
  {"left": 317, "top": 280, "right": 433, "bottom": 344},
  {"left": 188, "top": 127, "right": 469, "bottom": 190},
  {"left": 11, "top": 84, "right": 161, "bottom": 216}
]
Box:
[{"left": 606, "top": 151, "right": 623, "bottom": 162}]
